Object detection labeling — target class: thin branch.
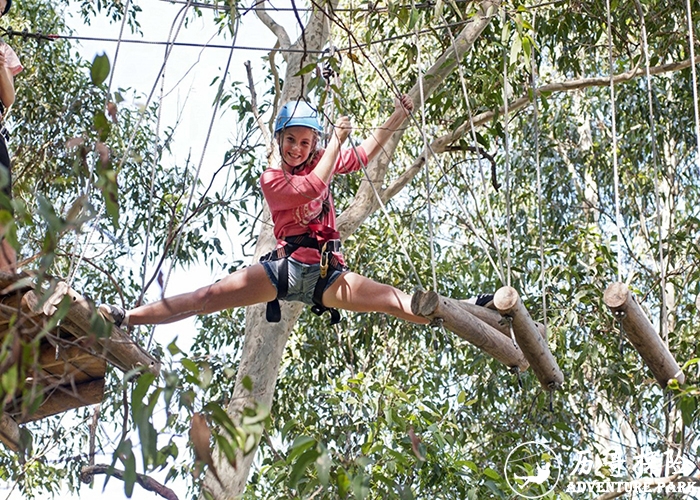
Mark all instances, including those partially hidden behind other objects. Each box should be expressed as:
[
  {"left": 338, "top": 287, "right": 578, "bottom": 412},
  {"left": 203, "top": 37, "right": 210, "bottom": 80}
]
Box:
[
  {"left": 80, "top": 464, "right": 179, "bottom": 500},
  {"left": 384, "top": 54, "right": 700, "bottom": 201},
  {"left": 444, "top": 144, "right": 500, "bottom": 190}
]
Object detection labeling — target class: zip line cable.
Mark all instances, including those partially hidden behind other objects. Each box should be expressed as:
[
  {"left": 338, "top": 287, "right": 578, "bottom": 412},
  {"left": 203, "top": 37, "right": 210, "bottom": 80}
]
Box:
[
  {"left": 41, "top": 17, "right": 474, "bottom": 54},
  {"left": 164, "top": 0, "right": 567, "bottom": 15},
  {"left": 607, "top": 0, "right": 624, "bottom": 284}
]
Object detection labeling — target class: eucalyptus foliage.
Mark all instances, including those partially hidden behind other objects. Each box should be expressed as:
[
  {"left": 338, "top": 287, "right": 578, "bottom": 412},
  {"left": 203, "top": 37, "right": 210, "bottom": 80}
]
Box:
[{"left": 2, "top": 0, "right": 700, "bottom": 499}]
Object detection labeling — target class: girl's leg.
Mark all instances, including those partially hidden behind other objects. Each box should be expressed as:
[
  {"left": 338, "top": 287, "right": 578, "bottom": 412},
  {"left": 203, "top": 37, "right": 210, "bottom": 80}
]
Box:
[
  {"left": 321, "top": 272, "right": 429, "bottom": 325},
  {"left": 127, "top": 263, "right": 277, "bottom": 325}
]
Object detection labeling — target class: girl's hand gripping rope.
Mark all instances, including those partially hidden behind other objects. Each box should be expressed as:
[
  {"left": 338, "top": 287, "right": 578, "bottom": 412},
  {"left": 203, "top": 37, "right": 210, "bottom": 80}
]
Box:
[
  {"left": 329, "top": 115, "right": 352, "bottom": 147},
  {"left": 394, "top": 94, "right": 414, "bottom": 117}
]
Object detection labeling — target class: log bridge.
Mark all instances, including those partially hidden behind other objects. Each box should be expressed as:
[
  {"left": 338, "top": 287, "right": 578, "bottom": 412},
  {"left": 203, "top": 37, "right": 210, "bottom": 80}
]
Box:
[
  {"left": 0, "top": 272, "right": 159, "bottom": 452},
  {"left": 412, "top": 287, "right": 564, "bottom": 389}
]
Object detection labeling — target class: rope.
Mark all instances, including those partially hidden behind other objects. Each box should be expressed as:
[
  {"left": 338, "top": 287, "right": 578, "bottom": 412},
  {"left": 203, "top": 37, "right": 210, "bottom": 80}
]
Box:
[
  {"left": 313, "top": 4, "right": 427, "bottom": 291},
  {"left": 634, "top": 0, "right": 667, "bottom": 342},
  {"left": 501, "top": 7, "right": 513, "bottom": 288},
  {"left": 368, "top": 44, "right": 506, "bottom": 285},
  {"left": 413, "top": 3, "right": 438, "bottom": 292},
  {"left": 607, "top": 0, "right": 624, "bottom": 284},
  {"left": 66, "top": 0, "right": 132, "bottom": 287},
  {"left": 139, "top": 9, "right": 218, "bottom": 306},
  {"left": 345, "top": 134, "right": 425, "bottom": 291},
  {"left": 147, "top": 16, "right": 242, "bottom": 349},
  {"left": 436, "top": 11, "right": 508, "bottom": 286},
  {"left": 138, "top": 57, "right": 167, "bottom": 308},
  {"left": 685, "top": 0, "right": 700, "bottom": 165},
  {"left": 530, "top": 12, "right": 548, "bottom": 337}
]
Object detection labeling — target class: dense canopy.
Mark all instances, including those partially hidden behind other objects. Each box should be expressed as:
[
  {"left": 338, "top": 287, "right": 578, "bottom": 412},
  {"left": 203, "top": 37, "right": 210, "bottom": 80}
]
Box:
[{"left": 1, "top": 0, "right": 700, "bottom": 499}]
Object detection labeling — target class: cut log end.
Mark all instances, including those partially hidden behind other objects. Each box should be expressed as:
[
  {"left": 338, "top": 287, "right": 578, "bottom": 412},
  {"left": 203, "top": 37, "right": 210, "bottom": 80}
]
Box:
[
  {"left": 494, "top": 286, "right": 519, "bottom": 314},
  {"left": 604, "top": 282, "right": 629, "bottom": 310},
  {"left": 411, "top": 289, "right": 440, "bottom": 318}
]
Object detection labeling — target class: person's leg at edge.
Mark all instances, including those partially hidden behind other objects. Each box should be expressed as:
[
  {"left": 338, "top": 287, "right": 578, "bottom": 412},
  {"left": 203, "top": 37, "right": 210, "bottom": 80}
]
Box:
[
  {"left": 0, "top": 136, "right": 16, "bottom": 274},
  {"left": 0, "top": 239, "right": 15, "bottom": 273},
  {"left": 123, "top": 263, "right": 277, "bottom": 325},
  {"left": 321, "top": 271, "right": 430, "bottom": 325}
]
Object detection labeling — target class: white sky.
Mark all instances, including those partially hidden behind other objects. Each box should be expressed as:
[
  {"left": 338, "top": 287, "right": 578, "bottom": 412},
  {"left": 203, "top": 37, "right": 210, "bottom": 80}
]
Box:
[{"left": 2, "top": 1, "right": 301, "bottom": 499}]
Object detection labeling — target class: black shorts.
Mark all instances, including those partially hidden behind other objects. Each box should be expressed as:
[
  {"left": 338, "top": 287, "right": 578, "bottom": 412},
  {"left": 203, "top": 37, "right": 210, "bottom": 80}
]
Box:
[{"left": 0, "top": 133, "right": 12, "bottom": 201}]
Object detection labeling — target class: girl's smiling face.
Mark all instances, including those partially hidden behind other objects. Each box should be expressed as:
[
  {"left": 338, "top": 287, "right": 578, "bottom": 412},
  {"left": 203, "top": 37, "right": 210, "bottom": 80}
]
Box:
[{"left": 279, "top": 126, "right": 318, "bottom": 171}]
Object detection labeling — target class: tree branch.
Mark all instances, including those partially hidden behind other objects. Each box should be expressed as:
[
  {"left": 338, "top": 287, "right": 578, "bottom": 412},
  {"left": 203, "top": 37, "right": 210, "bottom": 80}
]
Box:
[
  {"left": 337, "top": 0, "right": 500, "bottom": 238},
  {"left": 80, "top": 464, "right": 179, "bottom": 500},
  {"left": 383, "top": 54, "right": 700, "bottom": 201},
  {"left": 254, "top": 0, "right": 290, "bottom": 49}
]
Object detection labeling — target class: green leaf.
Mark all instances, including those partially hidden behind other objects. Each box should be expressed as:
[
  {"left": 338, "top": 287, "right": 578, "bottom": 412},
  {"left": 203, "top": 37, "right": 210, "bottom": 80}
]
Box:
[
  {"left": 483, "top": 467, "right": 501, "bottom": 480},
  {"left": 288, "top": 435, "right": 316, "bottom": 462},
  {"left": 93, "top": 111, "right": 110, "bottom": 142},
  {"left": 679, "top": 396, "right": 696, "bottom": 426},
  {"left": 295, "top": 62, "right": 318, "bottom": 76},
  {"left": 91, "top": 53, "right": 111, "bottom": 86},
  {"left": 289, "top": 446, "right": 321, "bottom": 488},
  {"left": 316, "top": 449, "right": 331, "bottom": 487}
]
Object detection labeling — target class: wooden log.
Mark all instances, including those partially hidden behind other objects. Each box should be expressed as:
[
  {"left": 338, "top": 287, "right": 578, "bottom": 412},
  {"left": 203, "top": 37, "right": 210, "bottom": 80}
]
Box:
[
  {"left": 22, "top": 290, "right": 160, "bottom": 375},
  {"left": 456, "top": 300, "right": 547, "bottom": 340},
  {"left": 14, "top": 378, "right": 105, "bottom": 424},
  {"left": 604, "top": 282, "right": 685, "bottom": 387},
  {"left": 493, "top": 287, "right": 564, "bottom": 389},
  {"left": 411, "top": 290, "right": 529, "bottom": 372},
  {"left": 36, "top": 342, "right": 105, "bottom": 380},
  {"left": 0, "top": 413, "right": 19, "bottom": 452}
]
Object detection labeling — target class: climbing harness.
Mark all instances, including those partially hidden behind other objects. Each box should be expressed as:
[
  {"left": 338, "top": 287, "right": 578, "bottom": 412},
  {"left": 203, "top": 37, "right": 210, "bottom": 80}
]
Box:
[{"left": 260, "top": 224, "right": 346, "bottom": 325}]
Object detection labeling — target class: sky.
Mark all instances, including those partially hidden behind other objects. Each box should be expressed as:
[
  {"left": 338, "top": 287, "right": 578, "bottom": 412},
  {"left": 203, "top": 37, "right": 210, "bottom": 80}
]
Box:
[{"left": 2, "top": 1, "right": 300, "bottom": 499}]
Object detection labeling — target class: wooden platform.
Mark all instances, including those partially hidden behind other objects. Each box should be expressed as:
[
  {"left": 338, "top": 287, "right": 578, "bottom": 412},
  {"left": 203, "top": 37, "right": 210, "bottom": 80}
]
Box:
[{"left": 0, "top": 272, "right": 159, "bottom": 451}]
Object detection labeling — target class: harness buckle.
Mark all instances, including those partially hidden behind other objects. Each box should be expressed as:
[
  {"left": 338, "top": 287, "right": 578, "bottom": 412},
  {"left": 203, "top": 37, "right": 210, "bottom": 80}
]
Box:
[{"left": 319, "top": 242, "right": 329, "bottom": 278}]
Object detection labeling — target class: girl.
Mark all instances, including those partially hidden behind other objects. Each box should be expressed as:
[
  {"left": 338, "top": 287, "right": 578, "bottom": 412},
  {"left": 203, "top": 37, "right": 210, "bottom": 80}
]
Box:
[{"left": 100, "top": 96, "right": 488, "bottom": 327}]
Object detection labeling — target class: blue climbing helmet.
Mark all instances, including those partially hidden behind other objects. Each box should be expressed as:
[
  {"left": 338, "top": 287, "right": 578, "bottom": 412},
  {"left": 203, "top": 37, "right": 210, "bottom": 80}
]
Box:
[{"left": 274, "top": 101, "right": 323, "bottom": 134}]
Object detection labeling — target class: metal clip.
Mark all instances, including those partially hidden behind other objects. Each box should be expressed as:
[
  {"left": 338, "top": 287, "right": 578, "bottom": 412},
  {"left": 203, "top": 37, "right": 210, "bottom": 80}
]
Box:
[{"left": 320, "top": 242, "right": 329, "bottom": 278}]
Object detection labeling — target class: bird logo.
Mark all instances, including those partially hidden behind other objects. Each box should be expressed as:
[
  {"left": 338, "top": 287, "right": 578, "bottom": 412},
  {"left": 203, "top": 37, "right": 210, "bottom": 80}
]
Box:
[
  {"left": 514, "top": 461, "right": 551, "bottom": 487},
  {"left": 504, "top": 441, "right": 561, "bottom": 499}
]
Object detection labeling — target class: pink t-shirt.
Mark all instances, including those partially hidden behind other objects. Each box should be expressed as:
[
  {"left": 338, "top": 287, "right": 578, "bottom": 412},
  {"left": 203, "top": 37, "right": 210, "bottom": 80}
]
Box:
[
  {"left": 260, "top": 146, "right": 368, "bottom": 265},
  {"left": 1, "top": 43, "right": 23, "bottom": 76}
]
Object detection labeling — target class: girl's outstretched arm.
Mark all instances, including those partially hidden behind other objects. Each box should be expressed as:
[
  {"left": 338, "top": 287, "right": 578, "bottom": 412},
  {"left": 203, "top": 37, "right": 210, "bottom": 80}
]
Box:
[{"left": 360, "top": 94, "right": 413, "bottom": 162}]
